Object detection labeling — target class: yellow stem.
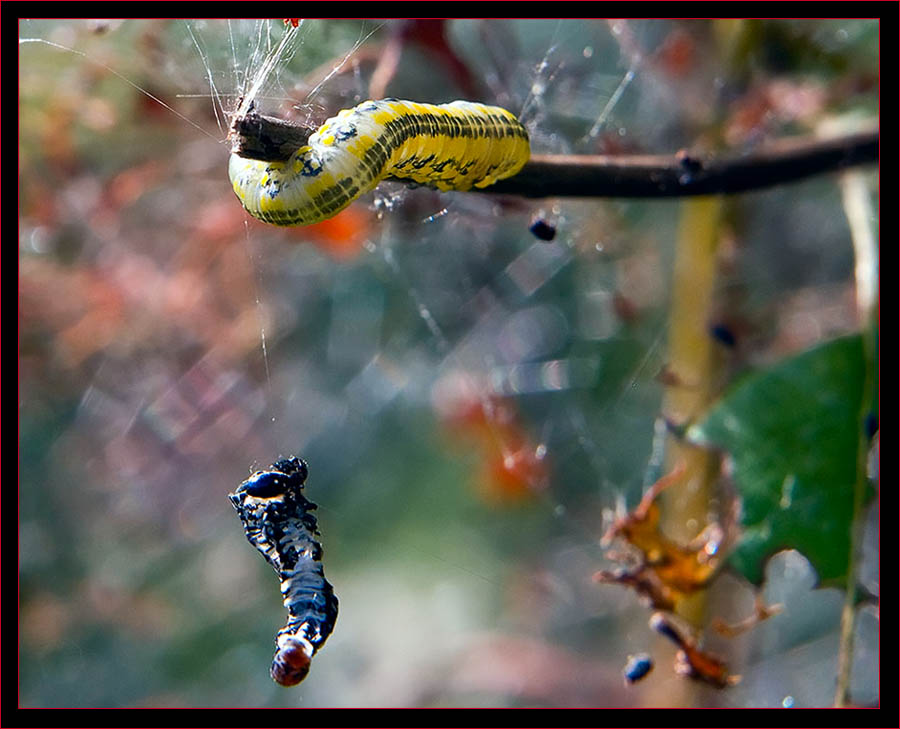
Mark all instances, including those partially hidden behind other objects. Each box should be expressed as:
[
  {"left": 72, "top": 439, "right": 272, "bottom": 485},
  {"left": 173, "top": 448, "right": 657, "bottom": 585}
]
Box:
[
  {"left": 662, "top": 195, "right": 724, "bottom": 560},
  {"left": 644, "top": 196, "right": 724, "bottom": 707}
]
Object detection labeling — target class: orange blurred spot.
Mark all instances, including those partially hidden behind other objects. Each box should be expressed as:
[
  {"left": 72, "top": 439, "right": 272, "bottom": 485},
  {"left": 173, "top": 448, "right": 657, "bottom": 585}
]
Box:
[
  {"left": 479, "top": 446, "right": 548, "bottom": 505},
  {"left": 676, "top": 644, "right": 741, "bottom": 687},
  {"left": 106, "top": 161, "right": 166, "bottom": 208},
  {"left": 57, "top": 302, "right": 124, "bottom": 366},
  {"left": 290, "top": 206, "right": 371, "bottom": 261},
  {"left": 712, "top": 596, "right": 783, "bottom": 637},
  {"left": 434, "top": 378, "right": 548, "bottom": 505},
  {"left": 21, "top": 593, "right": 72, "bottom": 653},
  {"left": 41, "top": 99, "right": 78, "bottom": 172},
  {"left": 650, "top": 611, "right": 741, "bottom": 688},
  {"left": 21, "top": 179, "right": 59, "bottom": 225}
]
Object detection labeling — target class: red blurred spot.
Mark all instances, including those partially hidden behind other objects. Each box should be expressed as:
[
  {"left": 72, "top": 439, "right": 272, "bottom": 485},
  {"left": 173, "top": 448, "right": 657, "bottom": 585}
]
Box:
[
  {"left": 370, "top": 20, "right": 481, "bottom": 100},
  {"left": 653, "top": 28, "right": 696, "bottom": 78},
  {"left": 190, "top": 199, "right": 251, "bottom": 243},
  {"left": 401, "top": 20, "right": 480, "bottom": 99},
  {"left": 612, "top": 291, "right": 640, "bottom": 325}
]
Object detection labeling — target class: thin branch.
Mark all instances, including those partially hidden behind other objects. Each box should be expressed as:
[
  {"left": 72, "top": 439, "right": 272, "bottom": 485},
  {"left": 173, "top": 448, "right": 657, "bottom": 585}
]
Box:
[
  {"left": 488, "top": 128, "right": 878, "bottom": 198},
  {"left": 229, "top": 111, "right": 878, "bottom": 197}
]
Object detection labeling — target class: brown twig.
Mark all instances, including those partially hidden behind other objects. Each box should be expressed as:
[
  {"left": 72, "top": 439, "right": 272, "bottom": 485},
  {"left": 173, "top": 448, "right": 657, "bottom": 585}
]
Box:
[
  {"left": 229, "top": 111, "right": 878, "bottom": 197},
  {"left": 229, "top": 109, "right": 316, "bottom": 162},
  {"left": 488, "top": 127, "right": 878, "bottom": 198}
]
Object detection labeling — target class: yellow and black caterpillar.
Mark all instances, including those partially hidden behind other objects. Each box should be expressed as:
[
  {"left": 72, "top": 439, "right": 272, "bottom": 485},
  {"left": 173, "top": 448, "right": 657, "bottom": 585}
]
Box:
[
  {"left": 229, "top": 99, "right": 530, "bottom": 226},
  {"left": 229, "top": 457, "right": 338, "bottom": 686}
]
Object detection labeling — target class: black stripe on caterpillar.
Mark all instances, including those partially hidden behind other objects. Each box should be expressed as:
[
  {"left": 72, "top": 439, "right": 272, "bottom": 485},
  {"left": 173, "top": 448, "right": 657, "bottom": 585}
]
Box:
[
  {"left": 228, "top": 457, "right": 338, "bottom": 686},
  {"left": 229, "top": 98, "right": 530, "bottom": 226}
]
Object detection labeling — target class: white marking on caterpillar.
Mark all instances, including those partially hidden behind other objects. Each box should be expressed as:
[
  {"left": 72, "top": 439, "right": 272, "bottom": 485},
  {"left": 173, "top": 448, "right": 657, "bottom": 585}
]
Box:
[
  {"left": 229, "top": 457, "right": 338, "bottom": 686},
  {"left": 228, "top": 98, "right": 530, "bottom": 226}
]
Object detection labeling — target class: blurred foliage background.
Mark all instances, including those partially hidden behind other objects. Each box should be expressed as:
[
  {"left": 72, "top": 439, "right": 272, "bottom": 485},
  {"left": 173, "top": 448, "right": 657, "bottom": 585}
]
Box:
[{"left": 19, "top": 19, "right": 878, "bottom": 707}]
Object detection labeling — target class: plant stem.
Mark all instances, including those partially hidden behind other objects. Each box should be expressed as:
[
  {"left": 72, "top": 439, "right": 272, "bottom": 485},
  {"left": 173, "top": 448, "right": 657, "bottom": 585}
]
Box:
[
  {"left": 834, "top": 170, "right": 878, "bottom": 707},
  {"left": 647, "top": 197, "right": 724, "bottom": 706},
  {"left": 662, "top": 195, "right": 724, "bottom": 586}
]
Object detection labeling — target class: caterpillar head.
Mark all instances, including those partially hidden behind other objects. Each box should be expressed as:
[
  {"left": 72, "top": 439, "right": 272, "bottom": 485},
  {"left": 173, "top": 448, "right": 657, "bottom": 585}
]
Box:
[
  {"left": 231, "top": 457, "right": 309, "bottom": 501},
  {"left": 271, "top": 635, "right": 313, "bottom": 686}
]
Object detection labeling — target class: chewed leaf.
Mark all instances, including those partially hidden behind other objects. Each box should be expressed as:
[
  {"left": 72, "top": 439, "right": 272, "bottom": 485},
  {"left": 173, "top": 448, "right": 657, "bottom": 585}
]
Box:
[{"left": 687, "top": 334, "right": 872, "bottom": 586}]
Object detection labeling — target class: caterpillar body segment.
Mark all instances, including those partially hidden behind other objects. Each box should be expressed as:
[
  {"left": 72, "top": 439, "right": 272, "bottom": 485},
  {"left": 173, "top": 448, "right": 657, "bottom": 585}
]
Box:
[
  {"left": 229, "top": 457, "right": 338, "bottom": 686},
  {"left": 229, "top": 99, "right": 530, "bottom": 226}
]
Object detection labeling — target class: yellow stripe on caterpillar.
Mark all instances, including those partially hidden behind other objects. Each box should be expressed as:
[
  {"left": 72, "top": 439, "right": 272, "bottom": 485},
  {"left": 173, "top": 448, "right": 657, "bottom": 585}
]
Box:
[{"left": 229, "top": 99, "right": 530, "bottom": 227}]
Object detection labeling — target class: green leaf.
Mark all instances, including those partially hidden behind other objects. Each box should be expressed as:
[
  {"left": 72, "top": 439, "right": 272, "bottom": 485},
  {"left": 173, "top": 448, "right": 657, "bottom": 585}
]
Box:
[{"left": 687, "top": 333, "right": 871, "bottom": 586}]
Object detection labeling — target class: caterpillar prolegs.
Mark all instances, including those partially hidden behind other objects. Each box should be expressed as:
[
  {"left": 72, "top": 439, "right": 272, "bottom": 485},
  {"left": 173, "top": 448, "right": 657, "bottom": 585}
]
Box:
[
  {"left": 229, "top": 457, "right": 338, "bottom": 686},
  {"left": 229, "top": 99, "right": 530, "bottom": 226}
]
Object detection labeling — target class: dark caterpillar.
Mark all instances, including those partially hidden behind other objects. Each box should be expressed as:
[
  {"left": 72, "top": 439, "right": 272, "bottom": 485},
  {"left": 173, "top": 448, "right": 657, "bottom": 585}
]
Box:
[{"left": 228, "top": 457, "right": 338, "bottom": 686}]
